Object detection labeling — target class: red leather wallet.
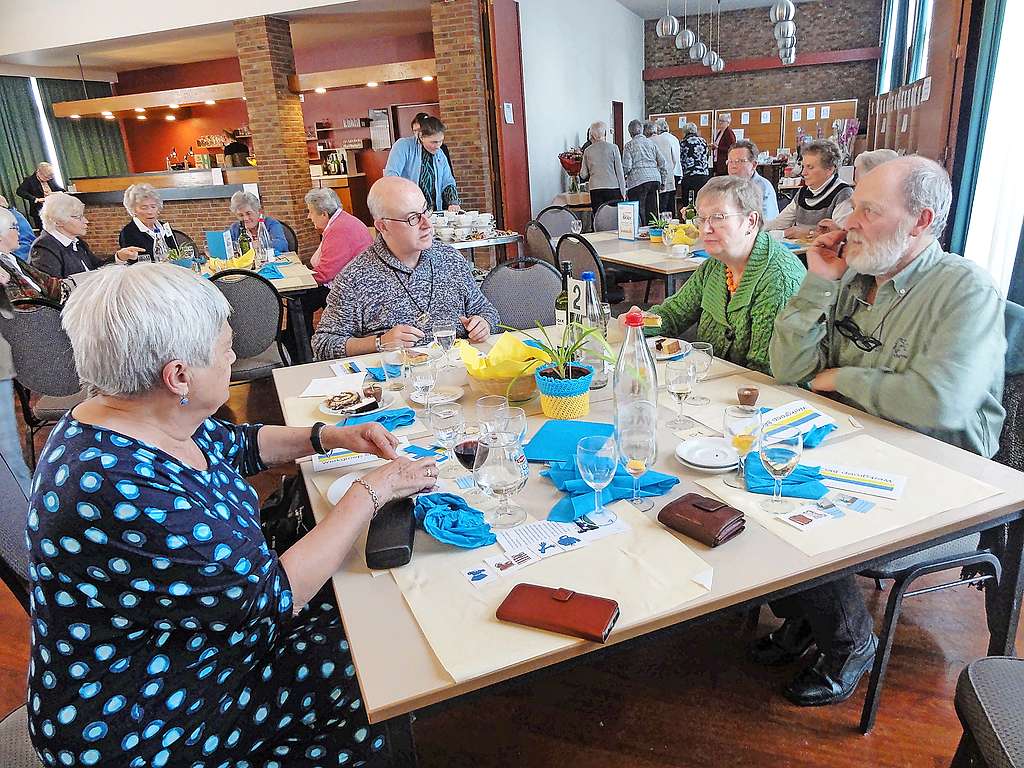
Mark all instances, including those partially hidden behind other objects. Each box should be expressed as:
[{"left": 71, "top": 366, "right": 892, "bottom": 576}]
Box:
[
  {"left": 495, "top": 584, "right": 620, "bottom": 643},
  {"left": 658, "top": 492, "right": 745, "bottom": 547}
]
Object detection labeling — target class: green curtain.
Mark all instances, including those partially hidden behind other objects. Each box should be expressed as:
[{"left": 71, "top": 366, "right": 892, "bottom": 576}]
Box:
[
  {"left": 948, "top": 0, "right": 1006, "bottom": 254},
  {"left": 0, "top": 76, "right": 46, "bottom": 218},
  {"left": 36, "top": 78, "right": 129, "bottom": 181}
]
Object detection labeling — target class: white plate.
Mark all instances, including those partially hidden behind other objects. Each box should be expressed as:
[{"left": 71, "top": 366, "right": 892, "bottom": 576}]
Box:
[
  {"left": 648, "top": 338, "right": 693, "bottom": 362},
  {"left": 409, "top": 385, "right": 465, "bottom": 406},
  {"left": 318, "top": 390, "right": 394, "bottom": 417},
  {"left": 326, "top": 473, "right": 362, "bottom": 505},
  {"left": 675, "top": 455, "right": 738, "bottom": 474},
  {"left": 676, "top": 437, "right": 739, "bottom": 469}
]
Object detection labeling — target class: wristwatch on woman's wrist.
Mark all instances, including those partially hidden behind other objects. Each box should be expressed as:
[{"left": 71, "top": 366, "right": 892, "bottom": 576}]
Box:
[{"left": 310, "top": 421, "right": 328, "bottom": 455}]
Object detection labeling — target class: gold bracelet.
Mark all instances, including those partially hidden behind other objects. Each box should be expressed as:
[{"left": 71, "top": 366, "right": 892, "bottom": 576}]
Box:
[{"left": 352, "top": 478, "right": 380, "bottom": 517}]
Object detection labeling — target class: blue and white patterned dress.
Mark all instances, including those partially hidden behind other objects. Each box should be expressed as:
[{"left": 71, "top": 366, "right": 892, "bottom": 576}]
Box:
[{"left": 26, "top": 415, "right": 386, "bottom": 767}]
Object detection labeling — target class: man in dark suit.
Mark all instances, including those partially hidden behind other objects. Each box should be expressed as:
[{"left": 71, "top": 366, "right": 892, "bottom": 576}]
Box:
[
  {"left": 16, "top": 162, "right": 65, "bottom": 230},
  {"left": 711, "top": 114, "right": 736, "bottom": 176}
]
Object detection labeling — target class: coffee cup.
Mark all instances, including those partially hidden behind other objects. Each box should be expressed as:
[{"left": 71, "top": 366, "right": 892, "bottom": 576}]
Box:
[{"left": 436, "top": 227, "right": 455, "bottom": 242}]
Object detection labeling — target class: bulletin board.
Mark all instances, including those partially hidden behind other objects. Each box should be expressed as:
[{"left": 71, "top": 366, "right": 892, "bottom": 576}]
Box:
[
  {"left": 649, "top": 111, "right": 715, "bottom": 143},
  {"left": 714, "top": 106, "right": 784, "bottom": 156},
  {"left": 782, "top": 99, "right": 858, "bottom": 149}
]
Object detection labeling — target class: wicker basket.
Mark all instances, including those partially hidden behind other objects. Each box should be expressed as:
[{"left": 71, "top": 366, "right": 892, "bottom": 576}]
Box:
[{"left": 465, "top": 369, "right": 538, "bottom": 403}]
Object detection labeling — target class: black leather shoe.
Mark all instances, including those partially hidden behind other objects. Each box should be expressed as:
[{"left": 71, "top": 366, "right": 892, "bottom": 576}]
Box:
[
  {"left": 783, "top": 634, "right": 879, "bottom": 707},
  {"left": 749, "top": 618, "right": 815, "bottom": 666}
]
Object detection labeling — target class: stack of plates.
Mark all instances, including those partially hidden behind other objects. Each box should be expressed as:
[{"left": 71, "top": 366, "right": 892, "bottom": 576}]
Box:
[{"left": 675, "top": 438, "right": 739, "bottom": 474}]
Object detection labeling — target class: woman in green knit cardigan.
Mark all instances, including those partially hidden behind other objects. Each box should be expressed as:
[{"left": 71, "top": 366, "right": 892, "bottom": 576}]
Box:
[{"left": 640, "top": 175, "right": 806, "bottom": 374}]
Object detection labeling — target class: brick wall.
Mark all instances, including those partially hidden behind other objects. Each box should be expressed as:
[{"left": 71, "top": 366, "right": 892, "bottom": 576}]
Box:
[
  {"left": 233, "top": 16, "right": 318, "bottom": 259},
  {"left": 430, "top": 0, "right": 495, "bottom": 215},
  {"left": 83, "top": 199, "right": 236, "bottom": 256},
  {"left": 645, "top": 0, "right": 883, "bottom": 125}
]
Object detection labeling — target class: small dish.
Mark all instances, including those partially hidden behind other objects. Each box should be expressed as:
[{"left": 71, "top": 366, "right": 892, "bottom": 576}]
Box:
[
  {"left": 408, "top": 385, "right": 465, "bottom": 406},
  {"left": 675, "top": 454, "right": 738, "bottom": 474},
  {"left": 676, "top": 437, "right": 739, "bottom": 469},
  {"left": 648, "top": 337, "right": 692, "bottom": 361},
  {"left": 319, "top": 387, "right": 391, "bottom": 417}
]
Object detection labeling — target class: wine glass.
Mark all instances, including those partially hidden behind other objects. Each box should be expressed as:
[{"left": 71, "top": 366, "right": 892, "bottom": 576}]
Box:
[
  {"left": 616, "top": 400, "right": 658, "bottom": 512},
  {"left": 723, "top": 406, "right": 760, "bottom": 490},
  {"left": 432, "top": 321, "right": 456, "bottom": 367},
  {"left": 685, "top": 342, "right": 713, "bottom": 406},
  {"left": 758, "top": 428, "right": 803, "bottom": 513},
  {"left": 476, "top": 395, "right": 508, "bottom": 435},
  {"left": 570, "top": 219, "right": 583, "bottom": 235},
  {"left": 473, "top": 431, "right": 528, "bottom": 528},
  {"left": 453, "top": 424, "right": 483, "bottom": 500},
  {"left": 429, "top": 404, "right": 464, "bottom": 479},
  {"left": 380, "top": 342, "right": 405, "bottom": 392},
  {"left": 665, "top": 359, "right": 698, "bottom": 430},
  {"left": 495, "top": 406, "right": 527, "bottom": 445},
  {"left": 407, "top": 356, "right": 436, "bottom": 405},
  {"left": 576, "top": 436, "right": 619, "bottom": 526}
]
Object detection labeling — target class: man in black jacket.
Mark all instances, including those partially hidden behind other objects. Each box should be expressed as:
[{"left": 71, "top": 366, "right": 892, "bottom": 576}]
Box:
[{"left": 16, "top": 162, "right": 64, "bottom": 230}]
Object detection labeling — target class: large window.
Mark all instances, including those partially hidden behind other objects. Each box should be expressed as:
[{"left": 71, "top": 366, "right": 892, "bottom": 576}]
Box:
[{"left": 878, "top": 0, "right": 934, "bottom": 93}]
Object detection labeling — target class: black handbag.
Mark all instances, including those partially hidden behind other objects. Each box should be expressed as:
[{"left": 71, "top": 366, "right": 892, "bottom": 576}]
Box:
[{"left": 260, "top": 474, "right": 313, "bottom": 553}]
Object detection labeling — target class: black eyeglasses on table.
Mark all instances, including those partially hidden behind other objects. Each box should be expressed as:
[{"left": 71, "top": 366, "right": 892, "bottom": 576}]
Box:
[{"left": 835, "top": 315, "right": 883, "bottom": 352}]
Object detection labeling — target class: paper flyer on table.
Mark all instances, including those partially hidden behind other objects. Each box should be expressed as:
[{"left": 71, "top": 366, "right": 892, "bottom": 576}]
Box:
[
  {"left": 818, "top": 465, "right": 907, "bottom": 500},
  {"left": 298, "top": 372, "right": 367, "bottom": 398},
  {"left": 760, "top": 400, "right": 837, "bottom": 438}
]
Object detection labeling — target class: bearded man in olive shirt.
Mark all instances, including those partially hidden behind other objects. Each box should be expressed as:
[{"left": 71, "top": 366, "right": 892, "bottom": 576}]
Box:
[{"left": 752, "top": 156, "right": 1006, "bottom": 707}]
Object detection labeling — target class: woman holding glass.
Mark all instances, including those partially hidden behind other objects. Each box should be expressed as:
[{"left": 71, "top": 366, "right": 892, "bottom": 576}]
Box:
[{"left": 632, "top": 175, "right": 806, "bottom": 375}]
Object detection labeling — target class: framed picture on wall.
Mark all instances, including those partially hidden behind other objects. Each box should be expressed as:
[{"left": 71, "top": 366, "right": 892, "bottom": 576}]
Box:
[
  {"left": 391, "top": 102, "right": 441, "bottom": 140},
  {"left": 369, "top": 109, "right": 393, "bottom": 151}
]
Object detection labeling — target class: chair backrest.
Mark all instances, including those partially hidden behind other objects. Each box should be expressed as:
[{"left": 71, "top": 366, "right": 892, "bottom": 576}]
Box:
[
  {"left": 555, "top": 233, "right": 607, "bottom": 302},
  {"left": 537, "top": 205, "right": 580, "bottom": 240},
  {"left": 170, "top": 229, "right": 198, "bottom": 260},
  {"left": 0, "top": 451, "right": 30, "bottom": 615},
  {"left": 210, "top": 270, "right": 285, "bottom": 360},
  {"left": 593, "top": 202, "right": 619, "bottom": 232},
  {"left": 280, "top": 221, "right": 299, "bottom": 253},
  {"left": 480, "top": 258, "right": 562, "bottom": 331},
  {"left": 0, "top": 298, "right": 81, "bottom": 397},
  {"left": 524, "top": 219, "right": 557, "bottom": 267},
  {"left": 995, "top": 374, "right": 1024, "bottom": 472},
  {"left": 1004, "top": 300, "right": 1024, "bottom": 376}
]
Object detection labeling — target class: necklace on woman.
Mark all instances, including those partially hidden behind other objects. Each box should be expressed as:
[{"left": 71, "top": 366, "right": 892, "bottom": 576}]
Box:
[{"left": 725, "top": 267, "right": 740, "bottom": 295}]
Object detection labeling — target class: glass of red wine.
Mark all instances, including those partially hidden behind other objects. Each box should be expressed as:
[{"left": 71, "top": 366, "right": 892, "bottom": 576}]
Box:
[{"left": 453, "top": 424, "right": 484, "bottom": 501}]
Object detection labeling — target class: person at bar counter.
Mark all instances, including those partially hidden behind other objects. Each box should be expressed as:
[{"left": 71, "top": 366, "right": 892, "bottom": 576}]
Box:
[
  {"left": 579, "top": 121, "right": 626, "bottom": 215},
  {"left": 678, "top": 122, "right": 712, "bottom": 203},
  {"left": 622, "top": 119, "right": 668, "bottom": 225},
  {"left": 118, "top": 183, "right": 179, "bottom": 259},
  {"left": 304, "top": 187, "right": 373, "bottom": 286},
  {"left": 228, "top": 190, "right": 289, "bottom": 255},
  {"left": 652, "top": 118, "right": 681, "bottom": 217},
  {"left": 711, "top": 113, "right": 736, "bottom": 176},
  {"left": 30, "top": 193, "right": 145, "bottom": 277},
  {"left": 817, "top": 148, "right": 899, "bottom": 232},
  {"left": 0, "top": 193, "right": 35, "bottom": 261},
  {"left": 764, "top": 139, "right": 853, "bottom": 240},
  {"left": 16, "top": 162, "right": 65, "bottom": 230},
  {"left": 727, "top": 139, "right": 779, "bottom": 222},
  {"left": 627, "top": 176, "right": 805, "bottom": 374},
  {"left": 762, "top": 156, "right": 1005, "bottom": 707},
  {"left": 312, "top": 176, "right": 498, "bottom": 359},
  {"left": 384, "top": 115, "right": 462, "bottom": 213}
]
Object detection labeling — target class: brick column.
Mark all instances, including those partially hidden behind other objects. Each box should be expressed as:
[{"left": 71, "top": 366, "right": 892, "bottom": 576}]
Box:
[
  {"left": 233, "top": 16, "right": 316, "bottom": 259},
  {"left": 431, "top": 0, "right": 495, "bottom": 215}
]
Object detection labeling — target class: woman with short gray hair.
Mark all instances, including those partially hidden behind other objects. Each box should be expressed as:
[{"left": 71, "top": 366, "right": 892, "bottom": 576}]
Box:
[
  {"left": 765, "top": 139, "right": 853, "bottom": 239},
  {"left": 652, "top": 118, "right": 681, "bottom": 215},
  {"left": 679, "top": 122, "right": 712, "bottom": 206},
  {"left": 305, "top": 187, "right": 373, "bottom": 285},
  {"left": 579, "top": 120, "right": 626, "bottom": 215},
  {"left": 622, "top": 118, "right": 668, "bottom": 223},
  {"left": 27, "top": 261, "right": 437, "bottom": 766},
  {"left": 819, "top": 148, "right": 899, "bottom": 231},
  {"left": 118, "top": 182, "right": 178, "bottom": 260},
  {"left": 228, "top": 190, "right": 289, "bottom": 254}
]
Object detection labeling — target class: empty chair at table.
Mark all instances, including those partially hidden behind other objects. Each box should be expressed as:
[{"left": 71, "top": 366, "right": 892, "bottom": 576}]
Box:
[
  {"left": 537, "top": 205, "right": 580, "bottom": 241},
  {"left": 556, "top": 233, "right": 608, "bottom": 302},
  {"left": 481, "top": 258, "right": 561, "bottom": 330},
  {"left": 524, "top": 219, "right": 557, "bottom": 267}
]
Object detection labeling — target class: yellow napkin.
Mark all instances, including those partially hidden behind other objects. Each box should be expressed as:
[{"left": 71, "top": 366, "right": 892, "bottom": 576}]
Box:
[{"left": 457, "top": 334, "right": 552, "bottom": 379}]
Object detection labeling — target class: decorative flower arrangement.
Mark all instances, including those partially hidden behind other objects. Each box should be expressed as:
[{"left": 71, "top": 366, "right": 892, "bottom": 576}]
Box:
[
  {"left": 558, "top": 148, "right": 584, "bottom": 193},
  {"left": 831, "top": 118, "right": 861, "bottom": 166}
]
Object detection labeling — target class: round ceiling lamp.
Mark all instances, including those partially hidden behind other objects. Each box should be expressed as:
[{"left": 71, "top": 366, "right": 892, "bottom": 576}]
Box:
[
  {"left": 770, "top": 0, "right": 796, "bottom": 23},
  {"left": 656, "top": 0, "right": 680, "bottom": 37},
  {"left": 773, "top": 20, "right": 796, "bottom": 40},
  {"left": 675, "top": 28, "right": 695, "bottom": 49},
  {"left": 711, "top": 58, "right": 725, "bottom": 73},
  {"left": 777, "top": 35, "right": 796, "bottom": 50},
  {"left": 702, "top": 50, "right": 719, "bottom": 67},
  {"left": 689, "top": 40, "right": 708, "bottom": 59}
]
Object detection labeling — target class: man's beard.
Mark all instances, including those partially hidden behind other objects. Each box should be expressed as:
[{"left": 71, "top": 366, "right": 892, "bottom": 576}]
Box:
[{"left": 844, "top": 221, "right": 914, "bottom": 276}]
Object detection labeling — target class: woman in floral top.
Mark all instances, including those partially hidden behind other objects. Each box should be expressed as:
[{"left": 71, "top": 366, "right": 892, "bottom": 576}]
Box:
[{"left": 678, "top": 122, "right": 712, "bottom": 211}]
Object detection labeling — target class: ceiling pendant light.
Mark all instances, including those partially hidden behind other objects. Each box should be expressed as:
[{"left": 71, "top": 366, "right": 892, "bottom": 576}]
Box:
[
  {"left": 656, "top": 0, "right": 680, "bottom": 37},
  {"left": 713, "top": 1, "right": 726, "bottom": 73},
  {"left": 675, "top": 0, "right": 695, "bottom": 50},
  {"left": 688, "top": 0, "right": 707, "bottom": 60},
  {"left": 770, "top": 0, "right": 795, "bottom": 23}
]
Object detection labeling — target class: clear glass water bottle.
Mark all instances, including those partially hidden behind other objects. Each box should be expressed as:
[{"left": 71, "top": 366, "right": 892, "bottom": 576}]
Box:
[
  {"left": 255, "top": 216, "right": 274, "bottom": 268},
  {"left": 613, "top": 309, "right": 658, "bottom": 418},
  {"left": 580, "top": 271, "right": 608, "bottom": 389}
]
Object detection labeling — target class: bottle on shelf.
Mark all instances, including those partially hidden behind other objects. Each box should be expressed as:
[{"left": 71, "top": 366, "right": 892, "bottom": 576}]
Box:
[
  {"left": 580, "top": 271, "right": 608, "bottom": 389},
  {"left": 554, "top": 260, "right": 573, "bottom": 330},
  {"left": 185, "top": 146, "right": 195, "bottom": 168},
  {"left": 255, "top": 216, "right": 274, "bottom": 267},
  {"left": 612, "top": 309, "right": 658, "bottom": 419}
]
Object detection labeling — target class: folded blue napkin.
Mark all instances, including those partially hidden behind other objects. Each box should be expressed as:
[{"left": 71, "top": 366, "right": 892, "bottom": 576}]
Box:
[
  {"left": 365, "top": 364, "right": 402, "bottom": 382},
  {"left": 170, "top": 257, "right": 197, "bottom": 270},
  {"left": 757, "top": 407, "right": 837, "bottom": 448},
  {"left": 414, "top": 493, "right": 496, "bottom": 549},
  {"left": 523, "top": 421, "right": 614, "bottom": 463},
  {"left": 782, "top": 241, "right": 803, "bottom": 250},
  {"left": 341, "top": 407, "right": 416, "bottom": 431},
  {"left": 691, "top": 249, "right": 709, "bottom": 259},
  {"left": 541, "top": 460, "right": 679, "bottom": 522},
  {"left": 744, "top": 453, "right": 828, "bottom": 499},
  {"left": 257, "top": 263, "right": 285, "bottom": 280}
]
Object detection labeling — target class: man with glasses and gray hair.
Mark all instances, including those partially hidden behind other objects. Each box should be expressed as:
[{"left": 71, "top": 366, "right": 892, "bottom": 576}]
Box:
[
  {"left": 757, "top": 155, "right": 1005, "bottom": 708},
  {"left": 311, "top": 177, "right": 498, "bottom": 359},
  {"left": 727, "top": 139, "right": 779, "bottom": 221}
]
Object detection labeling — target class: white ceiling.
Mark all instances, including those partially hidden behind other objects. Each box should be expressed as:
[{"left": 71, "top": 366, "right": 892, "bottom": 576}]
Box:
[
  {"left": 616, "top": 0, "right": 812, "bottom": 18},
  {"left": 0, "top": 0, "right": 431, "bottom": 73}
]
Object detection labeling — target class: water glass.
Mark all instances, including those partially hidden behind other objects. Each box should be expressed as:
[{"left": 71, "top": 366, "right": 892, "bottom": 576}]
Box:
[
  {"left": 380, "top": 342, "right": 405, "bottom": 392},
  {"left": 758, "top": 429, "right": 803, "bottom": 513},
  {"left": 495, "top": 406, "right": 528, "bottom": 445},
  {"left": 473, "top": 431, "right": 528, "bottom": 528},
  {"left": 408, "top": 356, "right": 436, "bottom": 404},
  {"left": 429, "top": 404, "right": 464, "bottom": 478},
  {"left": 723, "top": 406, "right": 760, "bottom": 490},
  {"left": 432, "top": 322, "right": 457, "bottom": 367},
  {"left": 616, "top": 400, "right": 658, "bottom": 512},
  {"left": 476, "top": 395, "right": 509, "bottom": 434},
  {"left": 665, "top": 359, "right": 698, "bottom": 430},
  {"left": 576, "top": 436, "right": 619, "bottom": 526},
  {"left": 685, "top": 342, "right": 714, "bottom": 406}
]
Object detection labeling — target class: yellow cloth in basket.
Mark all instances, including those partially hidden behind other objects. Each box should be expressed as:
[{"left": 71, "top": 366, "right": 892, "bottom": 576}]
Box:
[{"left": 457, "top": 334, "right": 552, "bottom": 380}]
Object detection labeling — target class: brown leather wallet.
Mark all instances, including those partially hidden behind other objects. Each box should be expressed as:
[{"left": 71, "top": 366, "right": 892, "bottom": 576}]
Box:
[
  {"left": 495, "top": 584, "right": 620, "bottom": 643},
  {"left": 658, "top": 492, "right": 745, "bottom": 547}
]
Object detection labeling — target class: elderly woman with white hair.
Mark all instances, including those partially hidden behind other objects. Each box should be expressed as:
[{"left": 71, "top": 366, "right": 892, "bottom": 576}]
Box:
[
  {"left": 817, "top": 148, "right": 899, "bottom": 232},
  {"left": 30, "top": 192, "right": 145, "bottom": 277},
  {"left": 17, "top": 161, "right": 65, "bottom": 230},
  {"left": 579, "top": 121, "right": 626, "bottom": 215},
  {"left": 118, "top": 183, "right": 178, "bottom": 260},
  {"left": 26, "top": 262, "right": 437, "bottom": 766},
  {"left": 228, "top": 190, "right": 289, "bottom": 255},
  {"left": 765, "top": 139, "right": 853, "bottom": 240},
  {"left": 652, "top": 118, "right": 681, "bottom": 217},
  {"left": 305, "top": 187, "right": 373, "bottom": 286},
  {"left": 622, "top": 119, "right": 668, "bottom": 224}
]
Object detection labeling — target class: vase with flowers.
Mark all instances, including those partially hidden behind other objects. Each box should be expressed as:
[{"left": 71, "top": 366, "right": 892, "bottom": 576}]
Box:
[{"left": 558, "top": 148, "right": 584, "bottom": 195}]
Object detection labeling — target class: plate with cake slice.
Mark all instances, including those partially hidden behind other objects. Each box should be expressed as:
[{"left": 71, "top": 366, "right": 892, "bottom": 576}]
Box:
[
  {"left": 319, "top": 386, "right": 392, "bottom": 417},
  {"left": 647, "top": 337, "right": 693, "bottom": 361}
]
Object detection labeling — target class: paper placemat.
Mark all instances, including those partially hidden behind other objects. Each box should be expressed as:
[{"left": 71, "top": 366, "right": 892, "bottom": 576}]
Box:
[
  {"left": 696, "top": 433, "right": 1002, "bottom": 557},
  {"left": 390, "top": 501, "right": 713, "bottom": 682},
  {"left": 609, "top": 250, "right": 670, "bottom": 267},
  {"left": 281, "top": 395, "right": 431, "bottom": 439},
  {"left": 584, "top": 232, "right": 620, "bottom": 243}
]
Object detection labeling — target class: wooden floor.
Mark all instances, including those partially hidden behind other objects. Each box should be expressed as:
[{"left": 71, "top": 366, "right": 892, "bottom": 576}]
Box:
[{"left": 2, "top": 348, "right": 1020, "bottom": 767}]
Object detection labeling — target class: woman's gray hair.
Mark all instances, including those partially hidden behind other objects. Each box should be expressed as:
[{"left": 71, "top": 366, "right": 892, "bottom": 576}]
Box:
[
  {"left": 628, "top": 119, "right": 643, "bottom": 138},
  {"left": 803, "top": 140, "right": 842, "bottom": 172},
  {"left": 122, "top": 183, "right": 163, "bottom": 217},
  {"left": 654, "top": 118, "right": 670, "bottom": 134},
  {"left": 229, "top": 190, "right": 262, "bottom": 215},
  {"left": 683, "top": 122, "right": 699, "bottom": 137},
  {"left": 588, "top": 121, "right": 608, "bottom": 143},
  {"left": 40, "top": 192, "right": 85, "bottom": 232},
  {"left": 896, "top": 155, "right": 952, "bottom": 237},
  {"left": 696, "top": 175, "right": 765, "bottom": 231},
  {"left": 854, "top": 148, "right": 898, "bottom": 177},
  {"left": 0, "top": 207, "right": 15, "bottom": 239},
  {"left": 62, "top": 263, "right": 230, "bottom": 397},
  {"left": 304, "top": 187, "right": 341, "bottom": 217},
  {"left": 642, "top": 121, "right": 656, "bottom": 137}
]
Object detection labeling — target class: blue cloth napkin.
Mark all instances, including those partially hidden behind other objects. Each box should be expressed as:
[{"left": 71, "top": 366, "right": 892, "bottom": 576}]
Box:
[
  {"left": 523, "top": 421, "right": 614, "bottom": 463},
  {"left": 757, "top": 407, "right": 837, "bottom": 448},
  {"left": 341, "top": 407, "right": 416, "bottom": 431},
  {"left": 782, "top": 241, "right": 803, "bottom": 250},
  {"left": 691, "top": 249, "right": 710, "bottom": 259},
  {"left": 541, "top": 460, "right": 679, "bottom": 522},
  {"left": 414, "top": 493, "right": 496, "bottom": 549},
  {"left": 744, "top": 453, "right": 828, "bottom": 499},
  {"left": 365, "top": 364, "right": 402, "bottom": 382},
  {"left": 257, "top": 263, "right": 285, "bottom": 280}
]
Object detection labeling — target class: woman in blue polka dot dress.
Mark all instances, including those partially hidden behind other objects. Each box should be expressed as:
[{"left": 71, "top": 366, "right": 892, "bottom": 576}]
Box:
[{"left": 26, "top": 263, "right": 439, "bottom": 767}]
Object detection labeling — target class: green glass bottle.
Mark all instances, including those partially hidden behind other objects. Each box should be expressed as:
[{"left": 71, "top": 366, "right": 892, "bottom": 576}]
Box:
[{"left": 554, "top": 260, "right": 573, "bottom": 330}]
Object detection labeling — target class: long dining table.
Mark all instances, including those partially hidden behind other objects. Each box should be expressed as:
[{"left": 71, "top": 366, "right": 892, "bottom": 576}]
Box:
[{"left": 271, "top": 329, "right": 1024, "bottom": 766}]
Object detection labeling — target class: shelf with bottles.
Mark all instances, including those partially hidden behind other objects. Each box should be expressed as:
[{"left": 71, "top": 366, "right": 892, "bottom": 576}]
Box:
[{"left": 315, "top": 118, "right": 371, "bottom": 131}]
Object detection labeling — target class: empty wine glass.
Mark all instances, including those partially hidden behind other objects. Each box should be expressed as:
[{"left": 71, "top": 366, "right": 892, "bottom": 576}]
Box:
[
  {"left": 432, "top": 321, "right": 456, "bottom": 367},
  {"left": 476, "top": 395, "right": 508, "bottom": 434},
  {"left": 495, "top": 406, "right": 528, "bottom": 445},
  {"left": 616, "top": 400, "right": 658, "bottom": 512},
  {"left": 473, "top": 431, "right": 528, "bottom": 528},
  {"left": 665, "top": 359, "right": 698, "bottom": 430},
  {"left": 723, "top": 405, "right": 760, "bottom": 490},
  {"left": 407, "top": 356, "right": 436, "bottom": 404},
  {"left": 380, "top": 342, "right": 405, "bottom": 392},
  {"left": 758, "top": 428, "right": 803, "bottom": 513},
  {"left": 429, "top": 403, "right": 464, "bottom": 479},
  {"left": 576, "top": 436, "right": 619, "bottom": 526},
  {"left": 570, "top": 219, "right": 583, "bottom": 235},
  {"left": 685, "top": 342, "right": 713, "bottom": 406}
]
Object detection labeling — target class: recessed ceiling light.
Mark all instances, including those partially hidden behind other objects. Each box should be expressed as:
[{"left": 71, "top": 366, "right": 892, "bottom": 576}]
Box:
[
  {"left": 134, "top": 107, "right": 145, "bottom": 113},
  {"left": 104, "top": 115, "right": 116, "bottom": 120},
  {"left": 165, "top": 115, "right": 176, "bottom": 121},
  {"left": 242, "top": 97, "right": 247, "bottom": 101},
  {"left": 204, "top": 99, "right": 216, "bottom": 105},
  {"left": 422, "top": 75, "right": 434, "bottom": 82},
  {"left": 366, "top": 81, "right": 379, "bottom": 88},
  {"left": 136, "top": 115, "right": 147, "bottom": 120},
  {"left": 168, "top": 103, "right": 180, "bottom": 109},
  {"left": 314, "top": 87, "right": 327, "bottom": 94},
  {"left": 101, "top": 110, "right": 113, "bottom": 116},
  {"left": 70, "top": 114, "right": 81, "bottom": 119}
]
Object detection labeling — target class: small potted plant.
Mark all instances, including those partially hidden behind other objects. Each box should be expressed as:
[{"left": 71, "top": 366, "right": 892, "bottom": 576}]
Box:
[
  {"left": 648, "top": 212, "right": 672, "bottom": 244},
  {"left": 505, "top": 323, "right": 614, "bottom": 420}
]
